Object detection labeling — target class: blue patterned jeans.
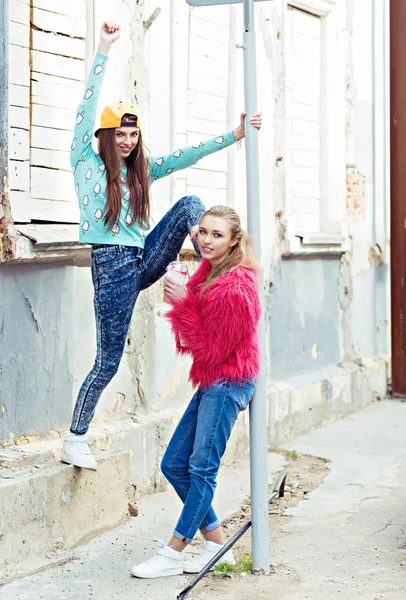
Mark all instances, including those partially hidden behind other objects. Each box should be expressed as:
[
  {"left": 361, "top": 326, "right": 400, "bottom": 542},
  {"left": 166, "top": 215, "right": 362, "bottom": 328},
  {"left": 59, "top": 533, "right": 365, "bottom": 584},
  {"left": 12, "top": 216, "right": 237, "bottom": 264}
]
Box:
[
  {"left": 70, "top": 196, "right": 205, "bottom": 435},
  {"left": 161, "top": 379, "right": 255, "bottom": 543}
]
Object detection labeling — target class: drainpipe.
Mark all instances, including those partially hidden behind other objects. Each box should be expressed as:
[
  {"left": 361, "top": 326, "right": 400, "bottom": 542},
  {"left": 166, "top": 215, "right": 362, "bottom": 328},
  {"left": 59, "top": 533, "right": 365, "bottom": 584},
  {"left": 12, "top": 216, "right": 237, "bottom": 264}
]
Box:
[
  {"left": 372, "top": 0, "right": 391, "bottom": 357},
  {"left": 372, "top": 0, "right": 390, "bottom": 357},
  {"left": 383, "top": 0, "right": 391, "bottom": 358}
]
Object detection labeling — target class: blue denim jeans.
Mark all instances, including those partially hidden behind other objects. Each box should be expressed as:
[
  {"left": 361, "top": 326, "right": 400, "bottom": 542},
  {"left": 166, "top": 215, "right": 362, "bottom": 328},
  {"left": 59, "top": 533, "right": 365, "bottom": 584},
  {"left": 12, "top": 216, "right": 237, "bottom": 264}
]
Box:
[
  {"left": 161, "top": 378, "right": 255, "bottom": 544},
  {"left": 70, "top": 196, "right": 205, "bottom": 435}
]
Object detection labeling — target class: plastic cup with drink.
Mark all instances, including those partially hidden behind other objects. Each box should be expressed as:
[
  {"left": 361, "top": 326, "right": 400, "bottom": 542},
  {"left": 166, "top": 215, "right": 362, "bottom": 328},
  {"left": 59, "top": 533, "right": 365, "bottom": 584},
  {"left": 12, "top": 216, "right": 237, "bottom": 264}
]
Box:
[{"left": 164, "top": 260, "right": 188, "bottom": 304}]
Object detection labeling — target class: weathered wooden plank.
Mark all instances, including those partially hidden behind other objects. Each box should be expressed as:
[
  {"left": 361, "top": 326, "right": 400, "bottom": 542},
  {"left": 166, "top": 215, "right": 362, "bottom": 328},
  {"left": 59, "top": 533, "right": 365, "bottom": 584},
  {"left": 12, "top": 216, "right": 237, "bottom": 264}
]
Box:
[
  {"left": 9, "top": 21, "right": 30, "bottom": 47},
  {"left": 188, "top": 90, "right": 227, "bottom": 110},
  {"left": 9, "top": 84, "right": 30, "bottom": 108},
  {"left": 189, "top": 34, "right": 229, "bottom": 63},
  {"left": 186, "top": 185, "right": 227, "bottom": 207},
  {"left": 9, "top": 160, "right": 30, "bottom": 192},
  {"left": 9, "top": 106, "right": 30, "bottom": 131},
  {"left": 187, "top": 168, "right": 227, "bottom": 189},
  {"left": 32, "top": 104, "right": 76, "bottom": 132},
  {"left": 186, "top": 148, "right": 228, "bottom": 173},
  {"left": 290, "top": 134, "right": 320, "bottom": 153},
  {"left": 30, "top": 198, "right": 80, "bottom": 223},
  {"left": 188, "top": 102, "right": 226, "bottom": 125},
  {"left": 187, "top": 116, "right": 226, "bottom": 137},
  {"left": 31, "top": 126, "right": 74, "bottom": 152},
  {"left": 10, "top": 128, "right": 30, "bottom": 161},
  {"left": 189, "top": 16, "right": 229, "bottom": 45},
  {"left": 9, "top": 45, "right": 30, "bottom": 86},
  {"left": 9, "top": 191, "right": 31, "bottom": 223},
  {"left": 31, "top": 73, "right": 83, "bottom": 110},
  {"left": 32, "top": 0, "right": 86, "bottom": 19},
  {"left": 190, "top": 6, "right": 229, "bottom": 27},
  {"left": 189, "top": 52, "right": 228, "bottom": 81},
  {"left": 10, "top": 0, "right": 30, "bottom": 26},
  {"left": 31, "top": 50, "right": 85, "bottom": 81},
  {"left": 31, "top": 148, "right": 71, "bottom": 171},
  {"left": 32, "top": 30, "right": 86, "bottom": 60},
  {"left": 31, "top": 166, "right": 75, "bottom": 202},
  {"left": 32, "top": 7, "right": 86, "bottom": 38},
  {"left": 188, "top": 72, "right": 228, "bottom": 98}
]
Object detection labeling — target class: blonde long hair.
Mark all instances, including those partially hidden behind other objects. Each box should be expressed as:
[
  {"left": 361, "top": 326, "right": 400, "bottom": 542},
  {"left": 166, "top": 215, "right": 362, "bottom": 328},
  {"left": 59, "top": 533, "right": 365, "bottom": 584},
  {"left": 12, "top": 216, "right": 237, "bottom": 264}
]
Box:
[{"left": 200, "top": 205, "right": 258, "bottom": 293}]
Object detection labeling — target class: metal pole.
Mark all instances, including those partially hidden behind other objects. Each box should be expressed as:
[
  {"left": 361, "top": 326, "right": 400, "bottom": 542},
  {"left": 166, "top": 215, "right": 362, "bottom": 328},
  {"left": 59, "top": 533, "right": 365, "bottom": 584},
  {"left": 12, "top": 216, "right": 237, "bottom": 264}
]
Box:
[
  {"left": 390, "top": 0, "right": 406, "bottom": 396},
  {"left": 242, "top": 0, "right": 270, "bottom": 573}
]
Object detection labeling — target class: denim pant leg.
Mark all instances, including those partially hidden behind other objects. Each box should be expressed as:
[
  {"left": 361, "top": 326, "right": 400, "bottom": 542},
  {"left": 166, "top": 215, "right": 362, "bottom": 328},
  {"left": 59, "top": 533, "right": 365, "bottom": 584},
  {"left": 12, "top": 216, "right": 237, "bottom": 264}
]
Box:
[
  {"left": 161, "top": 391, "right": 219, "bottom": 533},
  {"left": 70, "top": 247, "right": 143, "bottom": 435},
  {"left": 173, "top": 380, "right": 255, "bottom": 543},
  {"left": 140, "top": 195, "right": 205, "bottom": 290}
]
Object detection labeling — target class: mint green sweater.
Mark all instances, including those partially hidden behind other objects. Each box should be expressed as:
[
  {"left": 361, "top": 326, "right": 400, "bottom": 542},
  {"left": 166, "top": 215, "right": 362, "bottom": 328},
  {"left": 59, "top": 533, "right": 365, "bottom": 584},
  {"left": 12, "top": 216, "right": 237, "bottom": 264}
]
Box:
[{"left": 71, "top": 52, "right": 237, "bottom": 246}]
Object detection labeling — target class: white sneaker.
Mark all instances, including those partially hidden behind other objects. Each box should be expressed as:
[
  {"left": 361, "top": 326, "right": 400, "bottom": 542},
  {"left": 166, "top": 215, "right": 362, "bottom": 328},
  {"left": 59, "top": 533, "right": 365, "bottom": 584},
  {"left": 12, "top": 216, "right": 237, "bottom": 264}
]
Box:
[
  {"left": 183, "top": 540, "right": 236, "bottom": 574},
  {"left": 131, "top": 540, "right": 184, "bottom": 578},
  {"left": 61, "top": 433, "right": 97, "bottom": 471}
]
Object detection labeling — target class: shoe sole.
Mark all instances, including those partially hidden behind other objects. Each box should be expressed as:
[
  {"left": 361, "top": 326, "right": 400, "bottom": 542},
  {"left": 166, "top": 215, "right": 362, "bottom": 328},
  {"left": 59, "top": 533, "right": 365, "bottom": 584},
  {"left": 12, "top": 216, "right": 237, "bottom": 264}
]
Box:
[
  {"left": 61, "top": 453, "right": 97, "bottom": 471},
  {"left": 130, "top": 567, "right": 183, "bottom": 579}
]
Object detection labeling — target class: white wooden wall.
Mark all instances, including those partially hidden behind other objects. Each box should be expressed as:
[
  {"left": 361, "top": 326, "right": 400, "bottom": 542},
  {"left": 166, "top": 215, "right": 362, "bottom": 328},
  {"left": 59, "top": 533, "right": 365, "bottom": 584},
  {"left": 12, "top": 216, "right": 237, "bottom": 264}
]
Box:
[
  {"left": 183, "top": 6, "right": 230, "bottom": 208},
  {"left": 146, "top": 1, "right": 232, "bottom": 218},
  {"left": 286, "top": 6, "right": 321, "bottom": 234},
  {"left": 9, "top": 0, "right": 86, "bottom": 224}
]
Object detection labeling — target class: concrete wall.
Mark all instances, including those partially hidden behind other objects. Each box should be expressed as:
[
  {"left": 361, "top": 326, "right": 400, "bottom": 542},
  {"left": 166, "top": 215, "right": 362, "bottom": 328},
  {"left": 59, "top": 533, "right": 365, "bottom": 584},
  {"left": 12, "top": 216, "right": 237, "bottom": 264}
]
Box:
[
  {"left": 0, "top": 263, "right": 74, "bottom": 442},
  {"left": 269, "top": 256, "right": 341, "bottom": 380},
  {"left": 0, "top": 257, "right": 197, "bottom": 446}
]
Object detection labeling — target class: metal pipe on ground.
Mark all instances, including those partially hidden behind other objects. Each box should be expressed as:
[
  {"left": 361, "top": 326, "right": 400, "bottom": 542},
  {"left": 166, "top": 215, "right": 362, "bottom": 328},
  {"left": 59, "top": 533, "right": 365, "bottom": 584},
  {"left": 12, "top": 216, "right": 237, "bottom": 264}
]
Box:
[{"left": 177, "top": 468, "right": 288, "bottom": 600}]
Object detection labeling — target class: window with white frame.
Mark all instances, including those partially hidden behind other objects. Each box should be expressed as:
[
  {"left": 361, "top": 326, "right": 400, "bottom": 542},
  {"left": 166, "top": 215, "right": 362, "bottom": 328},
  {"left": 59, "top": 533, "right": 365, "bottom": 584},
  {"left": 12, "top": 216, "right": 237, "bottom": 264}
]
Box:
[{"left": 286, "top": 0, "right": 345, "bottom": 241}]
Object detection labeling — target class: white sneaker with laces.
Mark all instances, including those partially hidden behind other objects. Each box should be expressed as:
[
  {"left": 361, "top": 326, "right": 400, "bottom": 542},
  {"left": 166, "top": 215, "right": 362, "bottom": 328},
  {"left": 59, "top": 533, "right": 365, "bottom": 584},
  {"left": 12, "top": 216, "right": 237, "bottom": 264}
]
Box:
[
  {"left": 183, "top": 540, "right": 236, "bottom": 574},
  {"left": 61, "top": 433, "right": 97, "bottom": 471},
  {"left": 131, "top": 539, "right": 184, "bottom": 578}
]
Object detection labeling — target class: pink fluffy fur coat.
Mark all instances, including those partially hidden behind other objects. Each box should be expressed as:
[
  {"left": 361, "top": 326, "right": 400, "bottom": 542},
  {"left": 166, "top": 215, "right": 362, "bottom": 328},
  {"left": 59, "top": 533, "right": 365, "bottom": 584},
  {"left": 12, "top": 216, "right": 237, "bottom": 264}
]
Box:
[{"left": 166, "top": 259, "right": 261, "bottom": 388}]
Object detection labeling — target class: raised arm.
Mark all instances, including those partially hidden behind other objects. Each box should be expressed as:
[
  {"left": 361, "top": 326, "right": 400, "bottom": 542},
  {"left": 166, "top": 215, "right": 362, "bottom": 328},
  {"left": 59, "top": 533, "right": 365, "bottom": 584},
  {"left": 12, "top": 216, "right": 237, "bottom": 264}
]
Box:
[
  {"left": 70, "top": 22, "right": 121, "bottom": 168},
  {"left": 148, "top": 112, "right": 262, "bottom": 183}
]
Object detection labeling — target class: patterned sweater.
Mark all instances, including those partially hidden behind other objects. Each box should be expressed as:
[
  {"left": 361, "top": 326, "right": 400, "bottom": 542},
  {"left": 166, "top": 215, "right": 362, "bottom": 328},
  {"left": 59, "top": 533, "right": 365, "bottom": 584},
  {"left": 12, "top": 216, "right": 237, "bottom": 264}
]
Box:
[
  {"left": 71, "top": 52, "right": 237, "bottom": 246},
  {"left": 166, "top": 260, "right": 261, "bottom": 388}
]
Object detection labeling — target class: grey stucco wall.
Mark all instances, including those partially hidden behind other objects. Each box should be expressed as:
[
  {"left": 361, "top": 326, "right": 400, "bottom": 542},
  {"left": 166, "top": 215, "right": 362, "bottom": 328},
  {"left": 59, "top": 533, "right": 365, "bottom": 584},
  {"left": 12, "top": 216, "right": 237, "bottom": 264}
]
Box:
[
  {"left": 0, "top": 254, "right": 197, "bottom": 446},
  {"left": 269, "top": 256, "right": 341, "bottom": 381},
  {"left": 0, "top": 263, "right": 75, "bottom": 443}
]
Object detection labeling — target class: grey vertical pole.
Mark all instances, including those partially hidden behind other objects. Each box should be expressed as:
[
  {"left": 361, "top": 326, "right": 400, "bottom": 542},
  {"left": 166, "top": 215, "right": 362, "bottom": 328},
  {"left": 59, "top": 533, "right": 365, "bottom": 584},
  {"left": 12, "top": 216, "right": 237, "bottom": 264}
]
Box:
[{"left": 242, "top": 0, "right": 270, "bottom": 574}]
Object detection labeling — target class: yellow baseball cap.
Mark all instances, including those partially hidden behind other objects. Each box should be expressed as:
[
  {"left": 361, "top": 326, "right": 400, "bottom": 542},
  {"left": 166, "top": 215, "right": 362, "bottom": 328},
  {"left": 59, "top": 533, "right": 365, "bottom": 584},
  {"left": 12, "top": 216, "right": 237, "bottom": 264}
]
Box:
[{"left": 94, "top": 102, "right": 140, "bottom": 137}]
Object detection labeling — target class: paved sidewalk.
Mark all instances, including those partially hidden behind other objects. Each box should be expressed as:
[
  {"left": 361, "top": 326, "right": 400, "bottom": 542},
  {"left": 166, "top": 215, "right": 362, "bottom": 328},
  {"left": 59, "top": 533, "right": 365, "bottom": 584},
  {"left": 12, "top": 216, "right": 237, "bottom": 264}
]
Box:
[
  {"left": 2, "top": 400, "right": 406, "bottom": 600},
  {"left": 273, "top": 399, "right": 406, "bottom": 600}
]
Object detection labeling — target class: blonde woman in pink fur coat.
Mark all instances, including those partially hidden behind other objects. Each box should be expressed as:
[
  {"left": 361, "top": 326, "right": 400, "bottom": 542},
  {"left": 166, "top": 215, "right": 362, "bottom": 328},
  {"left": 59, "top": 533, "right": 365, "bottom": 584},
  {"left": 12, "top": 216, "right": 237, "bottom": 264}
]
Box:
[{"left": 131, "top": 205, "right": 261, "bottom": 579}]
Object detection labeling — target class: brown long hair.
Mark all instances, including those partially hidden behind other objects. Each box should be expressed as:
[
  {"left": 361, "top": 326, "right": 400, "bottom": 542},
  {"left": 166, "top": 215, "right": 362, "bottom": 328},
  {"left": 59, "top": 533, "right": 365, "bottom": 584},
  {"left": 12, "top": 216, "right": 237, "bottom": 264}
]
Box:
[
  {"left": 200, "top": 205, "right": 258, "bottom": 293},
  {"left": 97, "top": 114, "right": 151, "bottom": 229}
]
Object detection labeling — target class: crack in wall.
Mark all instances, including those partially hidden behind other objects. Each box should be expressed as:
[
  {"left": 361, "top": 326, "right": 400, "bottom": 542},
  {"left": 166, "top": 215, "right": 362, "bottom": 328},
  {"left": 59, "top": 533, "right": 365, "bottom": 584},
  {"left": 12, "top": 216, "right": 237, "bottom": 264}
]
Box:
[{"left": 22, "top": 293, "right": 44, "bottom": 338}]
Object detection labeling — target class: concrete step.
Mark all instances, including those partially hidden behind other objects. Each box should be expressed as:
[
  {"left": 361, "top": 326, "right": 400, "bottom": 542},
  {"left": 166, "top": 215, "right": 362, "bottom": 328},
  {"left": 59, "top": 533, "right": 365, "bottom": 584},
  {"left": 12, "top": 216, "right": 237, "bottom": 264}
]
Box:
[{"left": 0, "top": 451, "right": 286, "bottom": 598}]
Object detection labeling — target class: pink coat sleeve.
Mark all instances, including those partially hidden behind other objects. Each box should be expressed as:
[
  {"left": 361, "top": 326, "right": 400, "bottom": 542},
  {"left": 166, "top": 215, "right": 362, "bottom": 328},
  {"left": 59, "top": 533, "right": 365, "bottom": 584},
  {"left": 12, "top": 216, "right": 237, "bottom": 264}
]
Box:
[{"left": 166, "top": 269, "right": 261, "bottom": 364}]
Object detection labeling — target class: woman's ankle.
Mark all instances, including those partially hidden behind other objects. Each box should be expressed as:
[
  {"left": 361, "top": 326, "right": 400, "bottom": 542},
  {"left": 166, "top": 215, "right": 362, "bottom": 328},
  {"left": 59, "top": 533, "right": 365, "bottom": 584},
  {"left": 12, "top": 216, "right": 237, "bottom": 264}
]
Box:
[
  {"left": 167, "top": 536, "right": 187, "bottom": 553},
  {"left": 203, "top": 527, "right": 224, "bottom": 546}
]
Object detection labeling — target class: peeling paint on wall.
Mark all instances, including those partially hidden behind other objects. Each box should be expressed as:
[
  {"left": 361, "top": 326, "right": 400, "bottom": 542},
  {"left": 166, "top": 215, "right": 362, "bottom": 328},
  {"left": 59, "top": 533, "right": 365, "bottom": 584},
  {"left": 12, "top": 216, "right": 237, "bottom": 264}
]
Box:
[{"left": 346, "top": 166, "right": 366, "bottom": 220}]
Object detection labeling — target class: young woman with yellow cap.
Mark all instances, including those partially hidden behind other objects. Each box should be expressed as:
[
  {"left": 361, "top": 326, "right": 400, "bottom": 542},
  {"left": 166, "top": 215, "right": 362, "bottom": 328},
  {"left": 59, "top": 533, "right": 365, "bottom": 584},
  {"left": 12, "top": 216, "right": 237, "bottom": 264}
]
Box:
[{"left": 61, "top": 21, "right": 262, "bottom": 470}]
